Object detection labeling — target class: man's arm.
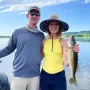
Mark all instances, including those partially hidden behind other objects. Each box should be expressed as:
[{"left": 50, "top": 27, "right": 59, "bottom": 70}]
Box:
[{"left": 0, "top": 32, "right": 17, "bottom": 58}]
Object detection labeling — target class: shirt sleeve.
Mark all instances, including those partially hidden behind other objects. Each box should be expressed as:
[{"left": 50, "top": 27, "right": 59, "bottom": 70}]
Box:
[{"left": 0, "top": 31, "right": 17, "bottom": 58}]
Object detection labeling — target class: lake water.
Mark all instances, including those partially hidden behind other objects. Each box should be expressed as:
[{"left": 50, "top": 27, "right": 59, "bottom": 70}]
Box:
[{"left": 0, "top": 38, "right": 90, "bottom": 90}]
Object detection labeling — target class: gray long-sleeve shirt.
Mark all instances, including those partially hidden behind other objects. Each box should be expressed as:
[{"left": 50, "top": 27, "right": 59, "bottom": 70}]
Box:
[{"left": 0, "top": 27, "right": 45, "bottom": 77}]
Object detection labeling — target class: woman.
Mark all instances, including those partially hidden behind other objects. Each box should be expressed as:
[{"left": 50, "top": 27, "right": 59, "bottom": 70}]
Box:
[{"left": 40, "top": 14, "right": 79, "bottom": 90}]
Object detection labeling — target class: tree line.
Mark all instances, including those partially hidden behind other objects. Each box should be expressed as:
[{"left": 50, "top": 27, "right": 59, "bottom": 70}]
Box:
[{"left": 63, "top": 30, "right": 90, "bottom": 37}]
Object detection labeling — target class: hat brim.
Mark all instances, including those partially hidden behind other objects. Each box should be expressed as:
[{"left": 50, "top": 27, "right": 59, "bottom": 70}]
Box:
[
  {"left": 30, "top": 9, "right": 40, "bottom": 13},
  {"left": 40, "top": 19, "right": 69, "bottom": 32}
]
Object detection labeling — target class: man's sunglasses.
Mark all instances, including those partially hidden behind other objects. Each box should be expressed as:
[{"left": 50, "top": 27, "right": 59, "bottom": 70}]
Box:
[{"left": 28, "top": 12, "right": 40, "bottom": 16}]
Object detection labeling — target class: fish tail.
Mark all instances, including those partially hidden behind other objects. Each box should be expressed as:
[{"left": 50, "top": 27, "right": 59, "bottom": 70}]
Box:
[{"left": 69, "top": 77, "right": 77, "bottom": 85}]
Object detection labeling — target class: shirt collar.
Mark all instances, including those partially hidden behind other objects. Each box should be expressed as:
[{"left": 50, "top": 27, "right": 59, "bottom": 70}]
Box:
[{"left": 25, "top": 25, "right": 40, "bottom": 33}]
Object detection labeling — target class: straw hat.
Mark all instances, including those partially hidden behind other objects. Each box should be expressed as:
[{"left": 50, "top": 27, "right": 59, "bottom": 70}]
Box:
[{"left": 40, "top": 14, "right": 69, "bottom": 32}]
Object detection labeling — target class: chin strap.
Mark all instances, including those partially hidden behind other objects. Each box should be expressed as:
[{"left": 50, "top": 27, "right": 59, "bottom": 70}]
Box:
[{"left": 51, "top": 35, "right": 53, "bottom": 52}]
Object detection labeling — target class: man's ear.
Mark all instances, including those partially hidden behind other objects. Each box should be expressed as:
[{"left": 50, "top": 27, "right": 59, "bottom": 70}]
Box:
[{"left": 26, "top": 14, "right": 29, "bottom": 18}]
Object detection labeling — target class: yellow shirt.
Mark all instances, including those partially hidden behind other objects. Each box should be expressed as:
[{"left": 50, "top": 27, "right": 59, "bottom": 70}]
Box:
[{"left": 43, "top": 38, "right": 64, "bottom": 74}]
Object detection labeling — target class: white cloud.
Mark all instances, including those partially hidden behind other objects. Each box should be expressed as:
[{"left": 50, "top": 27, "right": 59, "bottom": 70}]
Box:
[
  {"left": 19, "top": 11, "right": 27, "bottom": 14},
  {"left": 0, "top": 5, "right": 6, "bottom": 8},
  {"left": 0, "top": 0, "right": 3, "bottom": 2},
  {"left": 85, "top": 0, "right": 90, "bottom": 3},
  {"left": 21, "top": 0, "right": 35, "bottom": 3},
  {"left": 0, "top": 0, "right": 77, "bottom": 14}
]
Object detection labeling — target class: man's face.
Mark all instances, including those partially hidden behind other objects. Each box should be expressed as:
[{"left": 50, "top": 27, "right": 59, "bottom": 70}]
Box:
[{"left": 27, "top": 9, "right": 40, "bottom": 25}]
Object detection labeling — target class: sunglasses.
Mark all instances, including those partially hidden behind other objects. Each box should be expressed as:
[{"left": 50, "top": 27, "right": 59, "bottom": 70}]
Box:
[{"left": 28, "top": 12, "right": 40, "bottom": 16}]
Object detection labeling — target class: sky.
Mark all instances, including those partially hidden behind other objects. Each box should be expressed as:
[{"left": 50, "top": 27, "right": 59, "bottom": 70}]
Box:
[{"left": 0, "top": 0, "right": 90, "bottom": 36}]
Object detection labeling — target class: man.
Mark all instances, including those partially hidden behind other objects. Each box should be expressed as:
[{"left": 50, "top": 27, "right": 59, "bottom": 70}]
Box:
[
  {"left": 0, "top": 6, "right": 44, "bottom": 90},
  {"left": 0, "top": 6, "right": 79, "bottom": 90}
]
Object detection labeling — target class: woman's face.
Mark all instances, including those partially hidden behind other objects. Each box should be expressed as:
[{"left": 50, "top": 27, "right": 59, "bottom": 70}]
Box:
[{"left": 48, "top": 22, "right": 60, "bottom": 34}]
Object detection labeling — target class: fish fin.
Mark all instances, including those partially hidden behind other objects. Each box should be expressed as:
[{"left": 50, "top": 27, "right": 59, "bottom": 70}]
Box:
[
  {"left": 69, "top": 77, "right": 77, "bottom": 85},
  {"left": 0, "top": 60, "right": 2, "bottom": 63},
  {"left": 76, "top": 63, "right": 80, "bottom": 72}
]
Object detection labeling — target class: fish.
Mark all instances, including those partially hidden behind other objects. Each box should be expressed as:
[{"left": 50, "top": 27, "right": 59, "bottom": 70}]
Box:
[
  {"left": 0, "top": 72, "right": 10, "bottom": 90},
  {"left": 68, "top": 35, "right": 78, "bottom": 85}
]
